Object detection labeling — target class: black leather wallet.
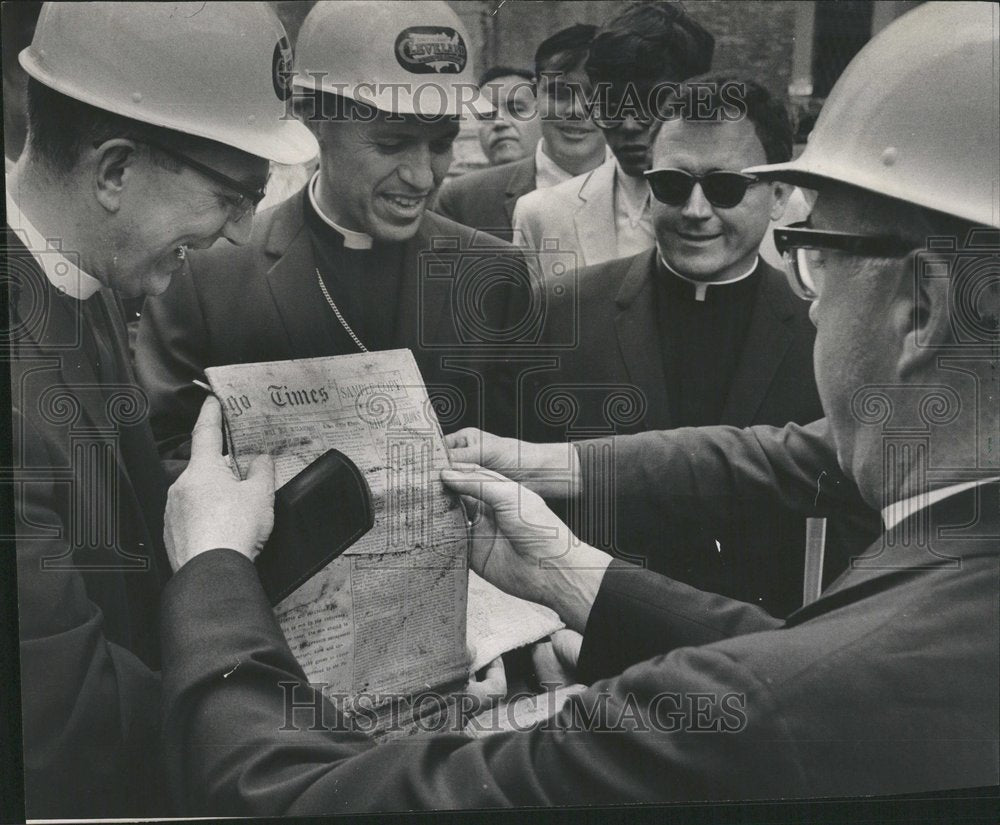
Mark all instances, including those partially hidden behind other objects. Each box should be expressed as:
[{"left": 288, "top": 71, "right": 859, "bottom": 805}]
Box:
[{"left": 255, "top": 449, "right": 375, "bottom": 605}]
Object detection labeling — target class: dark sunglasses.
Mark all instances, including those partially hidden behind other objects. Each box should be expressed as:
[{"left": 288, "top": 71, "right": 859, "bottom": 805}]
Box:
[
  {"left": 644, "top": 168, "right": 762, "bottom": 209},
  {"left": 96, "top": 137, "right": 267, "bottom": 221}
]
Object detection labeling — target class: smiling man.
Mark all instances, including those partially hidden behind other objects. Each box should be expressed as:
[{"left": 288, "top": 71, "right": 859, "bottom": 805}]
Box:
[
  {"left": 515, "top": 77, "right": 828, "bottom": 616},
  {"left": 434, "top": 25, "right": 608, "bottom": 242},
  {"left": 4, "top": 2, "right": 317, "bottom": 818},
  {"left": 512, "top": 3, "right": 714, "bottom": 267},
  {"left": 138, "top": 0, "right": 532, "bottom": 456}
]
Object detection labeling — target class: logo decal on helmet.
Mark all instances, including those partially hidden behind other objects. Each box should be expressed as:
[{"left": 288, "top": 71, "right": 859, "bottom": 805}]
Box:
[
  {"left": 272, "top": 35, "right": 294, "bottom": 101},
  {"left": 394, "top": 26, "right": 467, "bottom": 74}
]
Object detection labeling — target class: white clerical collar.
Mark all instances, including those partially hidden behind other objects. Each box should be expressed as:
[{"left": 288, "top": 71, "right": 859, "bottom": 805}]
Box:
[
  {"left": 614, "top": 162, "right": 650, "bottom": 227},
  {"left": 882, "top": 477, "right": 1000, "bottom": 530},
  {"left": 657, "top": 250, "right": 760, "bottom": 302},
  {"left": 5, "top": 177, "right": 102, "bottom": 300},
  {"left": 308, "top": 171, "right": 373, "bottom": 250},
  {"left": 534, "top": 139, "right": 612, "bottom": 190}
]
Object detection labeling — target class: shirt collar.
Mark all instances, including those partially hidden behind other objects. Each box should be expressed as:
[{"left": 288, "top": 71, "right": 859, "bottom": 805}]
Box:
[
  {"left": 614, "top": 162, "right": 650, "bottom": 225},
  {"left": 534, "top": 139, "right": 613, "bottom": 190},
  {"left": 656, "top": 251, "right": 760, "bottom": 302},
  {"left": 882, "top": 477, "right": 1000, "bottom": 530},
  {"left": 308, "top": 171, "right": 373, "bottom": 250},
  {"left": 5, "top": 177, "right": 102, "bottom": 300}
]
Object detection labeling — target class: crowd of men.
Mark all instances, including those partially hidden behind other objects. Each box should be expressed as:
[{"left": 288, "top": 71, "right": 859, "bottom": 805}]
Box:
[{"left": 3, "top": 0, "right": 998, "bottom": 819}]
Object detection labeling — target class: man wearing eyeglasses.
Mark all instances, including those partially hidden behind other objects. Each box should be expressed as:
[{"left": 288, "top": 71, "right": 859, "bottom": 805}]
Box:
[
  {"left": 516, "top": 77, "right": 837, "bottom": 617},
  {"left": 3, "top": 2, "right": 317, "bottom": 818}
]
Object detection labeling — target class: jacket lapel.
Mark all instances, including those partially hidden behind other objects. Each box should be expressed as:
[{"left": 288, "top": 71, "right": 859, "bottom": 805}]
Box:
[
  {"left": 7, "top": 242, "right": 160, "bottom": 572},
  {"left": 502, "top": 157, "right": 537, "bottom": 227},
  {"left": 719, "top": 262, "right": 797, "bottom": 426},
  {"left": 394, "top": 215, "right": 453, "bottom": 351},
  {"left": 262, "top": 197, "right": 343, "bottom": 357},
  {"left": 613, "top": 250, "right": 673, "bottom": 430},
  {"left": 573, "top": 160, "right": 618, "bottom": 267}
]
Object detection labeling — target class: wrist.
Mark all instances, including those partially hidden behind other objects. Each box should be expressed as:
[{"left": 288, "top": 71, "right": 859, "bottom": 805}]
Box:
[{"left": 537, "top": 543, "right": 612, "bottom": 634}]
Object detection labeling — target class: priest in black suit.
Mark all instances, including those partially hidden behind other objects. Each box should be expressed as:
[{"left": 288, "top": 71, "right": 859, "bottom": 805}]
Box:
[
  {"left": 3, "top": 2, "right": 317, "bottom": 817},
  {"left": 137, "top": 12, "right": 535, "bottom": 460},
  {"left": 519, "top": 78, "right": 837, "bottom": 615}
]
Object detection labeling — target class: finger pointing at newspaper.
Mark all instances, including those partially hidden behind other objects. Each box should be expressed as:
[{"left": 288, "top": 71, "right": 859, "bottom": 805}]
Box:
[
  {"left": 441, "top": 465, "right": 612, "bottom": 634},
  {"left": 164, "top": 397, "right": 276, "bottom": 573}
]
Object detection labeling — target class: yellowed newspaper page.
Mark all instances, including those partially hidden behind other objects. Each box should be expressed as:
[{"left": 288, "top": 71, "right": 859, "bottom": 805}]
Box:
[{"left": 205, "top": 350, "right": 469, "bottom": 700}]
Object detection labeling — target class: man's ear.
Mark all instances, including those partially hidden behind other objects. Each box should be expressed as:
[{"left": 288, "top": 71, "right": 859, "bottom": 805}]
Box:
[
  {"left": 93, "top": 139, "right": 139, "bottom": 213},
  {"left": 896, "top": 255, "right": 953, "bottom": 381},
  {"left": 767, "top": 181, "right": 793, "bottom": 222}
]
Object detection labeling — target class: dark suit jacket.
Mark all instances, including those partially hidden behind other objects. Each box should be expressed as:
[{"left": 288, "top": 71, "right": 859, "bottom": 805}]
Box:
[
  {"left": 523, "top": 251, "right": 822, "bottom": 437},
  {"left": 5, "top": 228, "right": 168, "bottom": 818},
  {"left": 433, "top": 156, "right": 535, "bottom": 242},
  {"left": 136, "top": 192, "right": 531, "bottom": 460},
  {"left": 522, "top": 251, "right": 829, "bottom": 614},
  {"left": 158, "top": 483, "right": 999, "bottom": 814}
]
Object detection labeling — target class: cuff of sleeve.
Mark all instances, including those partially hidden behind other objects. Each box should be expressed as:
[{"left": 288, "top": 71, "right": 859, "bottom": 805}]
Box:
[
  {"left": 162, "top": 548, "right": 274, "bottom": 643},
  {"left": 576, "top": 558, "right": 643, "bottom": 683}
]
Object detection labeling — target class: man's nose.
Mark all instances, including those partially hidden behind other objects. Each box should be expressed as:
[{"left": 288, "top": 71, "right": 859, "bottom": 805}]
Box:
[
  {"left": 397, "top": 145, "right": 436, "bottom": 191},
  {"left": 681, "top": 183, "right": 713, "bottom": 219},
  {"left": 619, "top": 113, "right": 650, "bottom": 135}
]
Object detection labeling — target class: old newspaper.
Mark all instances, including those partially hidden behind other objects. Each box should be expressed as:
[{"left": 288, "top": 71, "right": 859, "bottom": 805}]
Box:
[{"left": 205, "top": 350, "right": 561, "bottom": 729}]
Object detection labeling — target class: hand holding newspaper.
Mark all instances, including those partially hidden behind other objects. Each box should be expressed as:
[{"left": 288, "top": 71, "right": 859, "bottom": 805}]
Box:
[{"left": 204, "top": 349, "right": 562, "bottom": 736}]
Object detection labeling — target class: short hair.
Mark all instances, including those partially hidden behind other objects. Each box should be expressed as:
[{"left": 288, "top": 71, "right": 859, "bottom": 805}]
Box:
[
  {"left": 25, "top": 77, "right": 203, "bottom": 174},
  {"left": 534, "top": 23, "right": 598, "bottom": 79},
  {"left": 669, "top": 75, "right": 794, "bottom": 164},
  {"left": 586, "top": 2, "right": 714, "bottom": 84},
  {"left": 479, "top": 65, "right": 534, "bottom": 89}
]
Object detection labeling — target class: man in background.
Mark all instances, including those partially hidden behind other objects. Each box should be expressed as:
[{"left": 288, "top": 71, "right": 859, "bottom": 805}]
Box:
[
  {"left": 513, "top": 2, "right": 713, "bottom": 266},
  {"left": 476, "top": 66, "right": 541, "bottom": 167},
  {"left": 434, "top": 24, "right": 609, "bottom": 242}
]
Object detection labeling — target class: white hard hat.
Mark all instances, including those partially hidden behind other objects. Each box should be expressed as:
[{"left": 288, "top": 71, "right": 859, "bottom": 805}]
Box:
[
  {"left": 20, "top": 1, "right": 318, "bottom": 165},
  {"left": 746, "top": 1, "right": 1000, "bottom": 228},
  {"left": 292, "top": 0, "right": 491, "bottom": 117}
]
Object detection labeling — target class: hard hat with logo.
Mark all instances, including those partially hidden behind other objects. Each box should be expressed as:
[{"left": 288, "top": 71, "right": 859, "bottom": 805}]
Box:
[
  {"left": 292, "top": 0, "right": 491, "bottom": 117},
  {"left": 19, "top": 1, "right": 318, "bottom": 165},
  {"left": 746, "top": 1, "right": 999, "bottom": 228}
]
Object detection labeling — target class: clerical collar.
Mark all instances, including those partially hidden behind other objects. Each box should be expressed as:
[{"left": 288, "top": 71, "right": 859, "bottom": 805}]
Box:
[
  {"left": 882, "top": 477, "right": 1000, "bottom": 530},
  {"left": 534, "top": 139, "right": 612, "bottom": 190},
  {"left": 5, "top": 177, "right": 102, "bottom": 300},
  {"left": 307, "top": 171, "right": 373, "bottom": 250},
  {"left": 657, "top": 251, "right": 760, "bottom": 302},
  {"left": 615, "top": 162, "right": 650, "bottom": 228}
]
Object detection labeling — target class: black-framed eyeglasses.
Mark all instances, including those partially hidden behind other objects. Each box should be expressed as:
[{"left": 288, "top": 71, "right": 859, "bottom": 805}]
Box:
[
  {"left": 773, "top": 221, "right": 919, "bottom": 300},
  {"left": 644, "top": 168, "right": 762, "bottom": 209},
  {"left": 100, "top": 137, "right": 267, "bottom": 222}
]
